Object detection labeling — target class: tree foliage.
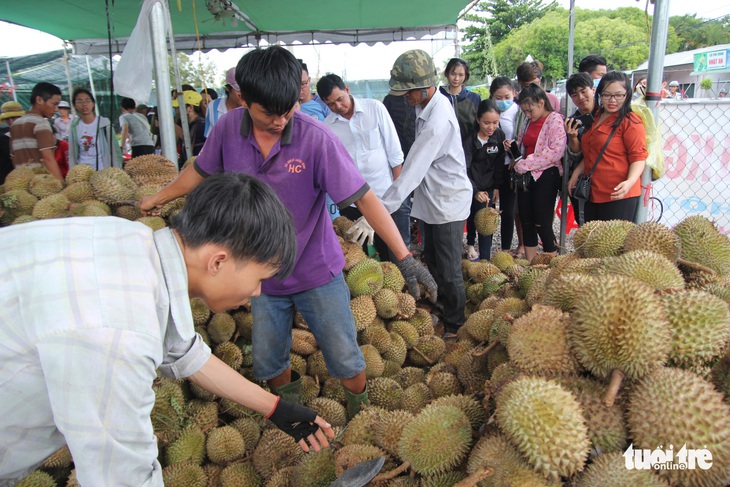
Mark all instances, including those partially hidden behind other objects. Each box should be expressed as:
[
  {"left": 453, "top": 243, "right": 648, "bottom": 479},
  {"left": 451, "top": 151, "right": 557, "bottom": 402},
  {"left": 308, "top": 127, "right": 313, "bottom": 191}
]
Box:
[
  {"left": 461, "top": 0, "right": 557, "bottom": 82},
  {"left": 668, "top": 14, "right": 730, "bottom": 52},
  {"left": 168, "top": 52, "right": 222, "bottom": 90}
]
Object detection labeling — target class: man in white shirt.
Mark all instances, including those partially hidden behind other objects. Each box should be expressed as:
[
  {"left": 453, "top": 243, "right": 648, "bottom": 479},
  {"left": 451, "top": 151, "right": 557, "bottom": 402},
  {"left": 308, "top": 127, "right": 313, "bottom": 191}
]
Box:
[
  {"left": 0, "top": 173, "right": 333, "bottom": 486},
  {"left": 318, "top": 74, "right": 405, "bottom": 261}
]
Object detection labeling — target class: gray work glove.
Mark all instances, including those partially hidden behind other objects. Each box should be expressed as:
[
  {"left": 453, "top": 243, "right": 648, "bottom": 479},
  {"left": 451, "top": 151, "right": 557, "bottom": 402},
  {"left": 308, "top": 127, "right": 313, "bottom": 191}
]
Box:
[{"left": 395, "top": 254, "right": 438, "bottom": 303}]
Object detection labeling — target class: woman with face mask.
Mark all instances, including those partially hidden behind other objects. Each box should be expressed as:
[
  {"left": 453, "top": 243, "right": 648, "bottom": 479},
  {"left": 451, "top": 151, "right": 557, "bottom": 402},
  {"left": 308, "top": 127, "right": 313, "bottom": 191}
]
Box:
[{"left": 489, "top": 76, "right": 524, "bottom": 257}]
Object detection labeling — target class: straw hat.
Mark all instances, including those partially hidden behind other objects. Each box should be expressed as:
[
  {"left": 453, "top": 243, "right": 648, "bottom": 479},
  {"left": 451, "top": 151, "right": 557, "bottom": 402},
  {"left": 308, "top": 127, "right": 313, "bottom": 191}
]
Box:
[{"left": 0, "top": 101, "right": 25, "bottom": 121}]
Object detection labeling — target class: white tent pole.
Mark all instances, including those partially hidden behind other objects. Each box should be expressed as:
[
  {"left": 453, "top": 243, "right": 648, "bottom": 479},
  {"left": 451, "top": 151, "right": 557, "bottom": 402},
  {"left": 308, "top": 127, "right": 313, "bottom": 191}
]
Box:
[
  {"left": 558, "top": 0, "right": 576, "bottom": 252},
  {"left": 85, "top": 55, "right": 99, "bottom": 116},
  {"left": 636, "top": 0, "right": 671, "bottom": 224},
  {"left": 164, "top": 0, "right": 192, "bottom": 162},
  {"left": 5, "top": 60, "right": 18, "bottom": 102},
  {"left": 62, "top": 49, "right": 75, "bottom": 115},
  {"left": 150, "top": 0, "right": 177, "bottom": 162}
]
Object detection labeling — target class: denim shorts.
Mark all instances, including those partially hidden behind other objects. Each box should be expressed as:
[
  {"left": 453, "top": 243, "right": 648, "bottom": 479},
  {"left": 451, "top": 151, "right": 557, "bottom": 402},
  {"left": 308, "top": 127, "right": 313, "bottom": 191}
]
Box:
[{"left": 250, "top": 272, "right": 366, "bottom": 381}]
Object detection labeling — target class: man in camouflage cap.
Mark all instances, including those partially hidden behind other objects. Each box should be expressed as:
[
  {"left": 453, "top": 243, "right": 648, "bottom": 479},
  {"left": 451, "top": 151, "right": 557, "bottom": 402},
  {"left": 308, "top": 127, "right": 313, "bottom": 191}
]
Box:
[{"left": 379, "top": 49, "right": 472, "bottom": 336}]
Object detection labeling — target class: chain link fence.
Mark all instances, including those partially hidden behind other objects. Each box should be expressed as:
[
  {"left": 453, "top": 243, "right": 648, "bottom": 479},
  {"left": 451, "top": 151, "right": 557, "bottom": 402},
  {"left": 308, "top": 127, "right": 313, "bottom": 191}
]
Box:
[{"left": 650, "top": 99, "right": 730, "bottom": 235}]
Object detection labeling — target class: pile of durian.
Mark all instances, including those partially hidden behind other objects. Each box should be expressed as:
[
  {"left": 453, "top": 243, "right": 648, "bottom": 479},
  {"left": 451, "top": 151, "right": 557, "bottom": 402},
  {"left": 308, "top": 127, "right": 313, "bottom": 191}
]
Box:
[
  {"left": 0, "top": 154, "right": 191, "bottom": 229},
  {"left": 11, "top": 169, "right": 730, "bottom": 487}
]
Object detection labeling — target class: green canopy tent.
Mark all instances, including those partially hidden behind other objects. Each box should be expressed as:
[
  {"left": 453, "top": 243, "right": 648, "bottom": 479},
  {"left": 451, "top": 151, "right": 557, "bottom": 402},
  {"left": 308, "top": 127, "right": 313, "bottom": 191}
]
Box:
[{"left": 1, "top": 0, "right": 470, "bottom": 55}]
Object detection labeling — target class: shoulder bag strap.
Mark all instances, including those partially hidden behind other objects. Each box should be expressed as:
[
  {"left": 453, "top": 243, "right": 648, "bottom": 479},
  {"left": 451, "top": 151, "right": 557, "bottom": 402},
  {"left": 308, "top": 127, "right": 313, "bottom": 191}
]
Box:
[{"left": 586, "top": 121, "right": 620, "bottom": 178}]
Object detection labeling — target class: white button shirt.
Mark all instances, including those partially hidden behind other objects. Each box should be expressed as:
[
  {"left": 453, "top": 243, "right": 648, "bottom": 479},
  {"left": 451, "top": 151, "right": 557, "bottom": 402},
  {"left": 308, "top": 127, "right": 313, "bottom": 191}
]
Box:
[
  {"left": 380, "top": 92, "right": 472, "bottom": 224},
  {"left": 0, "top": 218, "right": 210, "bottom": 486},
  {"left": 325, "top": 97, "right": 404, "bottom": 200}
]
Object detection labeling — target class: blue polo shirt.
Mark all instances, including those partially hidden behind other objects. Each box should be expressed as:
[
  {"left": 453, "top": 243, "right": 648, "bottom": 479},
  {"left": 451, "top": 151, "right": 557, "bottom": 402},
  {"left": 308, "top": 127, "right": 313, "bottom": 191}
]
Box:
[{"left": 195, "top": 108, "right": 369, "bottom": 295}]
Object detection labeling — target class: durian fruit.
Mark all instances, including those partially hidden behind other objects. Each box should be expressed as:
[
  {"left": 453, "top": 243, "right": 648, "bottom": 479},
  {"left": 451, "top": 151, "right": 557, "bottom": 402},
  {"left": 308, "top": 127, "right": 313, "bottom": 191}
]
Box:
[
  {"left": 232, "top": 308, "right": 253, "bottom": 341},
  {"left": 65, "top": 164, "right": 94, "bottom": 184},
  {"left": 340, "top": 406, "right": 386, "bottom": 446},
  {"left": 389, "top": 321, "right": 419, "bottom": 349},
  {"left": 60, "top": 181, "right": 95, "bottom": 203},
  {"left": 397, "top": 404, "right": 471, "bottom": 475},
  {"left": 456, "top": 349, "right": 489, "bottom": 394},
  {"left": 165, "top": 426, "right": 206, "bottom": 466},
  {"left": 0, "top": 189, "right": 38, "bottom": 224},
  {"left": 662, "top": 290, "right": 730, "bottom": 366},
  {"left": 491, "top": 250, "right": 515, "bottom": 271},
  {"left": 341, "top": 239, "right": 367, "bottom": 271},
  {"left": 66, "top": 469, "right": 78, "bottom": 487},
  {"left": 32, "top": 193, "right": 70, "bottom": 219},
  {"left": 181, "top": 155, "right": 197, "bottom": 170},
  {"left": 332, "top": 216, "right": 354, "bottom": 238},
  {"left": 541, "top": 273, "right": 598, "bottom": 311},
  {"left": 28, "top": 174, "right": 64, "bottom": 198},
  {"left": 427, "top": 371, "right": 462, "bottom": 399},
  {"left": 89, "top": 167, "right": 138, "bottom": 203},
  {"left": 394, "top": 367, "right": 426, "bottom": 389},
  {"left": 365, "top": 377, "right": 402, "bottom": 411},
  {"left": 124, "top": 154, "right": 179, "bottom": 186},
  {"left": 136, "top": 216, "right": 166, "bottom": 231},
  {"left": 599, "top": 250, "right": 684, "bottom": 291},
  {"left": 291, "top": 448, "right": 337, "bottom": 487},
  {"left": 214, "top": 342, "right": 243, "bottom": 370},
  {"left": 408, "top": 308, "right": 435, "bottom": 336},
  {"left": 508, "top": 305, "right": 580, "bottom": 376},
  {"left": 12, "top": 215, "right": 38, "bottom": 225},
  {"left": 113, "top": 204, "right": 142, "bottom": 220},
  {"left": 307, "top": 350, "right": 331, "bottom": 382},
  {"left": 628, "top": 367, "right": 730, "bottom": 487},
  {"left": 4, "top": 165, "right": 36, "bottom": 192},
  {"left": 383, "top": 332, "right": 408, "bottom": 366},
  {"left": 466, "top": 433, "right": 560, "bottom": 487},
  {"left": 161, "top": 462, "right": 208, "bottom": 487},
  {"left": 570, "top": 275, "right": 671, "bottom": 405},
  {"left": 516, "top": 265, "right": 550, "bottom": 297},
  {"left": 291, "top": 329, "right": 318, "bottom": 356},
  {"left": 400, "top": 382, "right": 429, "bottom": 414},
  {"left": 334, "top": 444, "right": 391, "bottom": 477},
  {"left": 463, "top": 309, "right": 494, "bottom": 343},
  {"left": 321, "top": 378, "right": 347, "bottom": 405},
  {"left": 230, "top": 417, "right": 262, "bottom": 452},
  {"left": 361, "top": 344, "right": 385, "bottom": 379},
  {"left": 443, "top": 340, "right": 474, "bottom": 370},
  {"left": 496, "top": 377, "right": 590, "bottom": 480},
  {"left": 381, "top": 261, "right": 406, "bottom": 292},
  {"left": 674, "top": 215, "right": 730, "bottom": 276},
  {"left": 253, "top": 429, "right": 305, "bottom": 479},
  {"left": 190, "top": 297, "right": 211, "bottom": 326},
  {"left": 350, "top": 295, "right": 376, "bottom": 331},
  {"left": 420, "top": 471, "right": 468, "bottom": 487},
  {"left": 577, "top": 219, "right": 635, "bottom": 258},
  {"left": 220, "top": 462, "right": 262, "bottom": 487},
  {"left": 373, "top": 288, "right": 398, "bottom": 319},
  {"left": 346, "top": 259, "right": 384, "bottom": 296},
  {"left": 362, "top": 326, "right": 391, "bottom": 355},
  {"left": 430, "top": 394, "right": 486, "bottom": 432},
  {"left": 187, "top": 399, "right": 219, "bottom": 431},
  {"left": 300, "top": 375, "right": 321, "bottom": 403},
  {"left": 623, "top": 221, "right": 682, "bottom": 263},
  {"left": 407, "top": 335, "right": 445, "bottom": 366},
  {"left": 206, "top": 426, "right": 246, "bottom": 465},
  {"left": 39, "top": 445, "right": 73, "bottom": 469},
  {"left": 15, "top": 470, "right": 59, "bottom": 487},
  {"left": 474, "top": 207, "right": 500, "bottom": 236},
  {"left": 151, "top": 378, "right": 187, "bottom": 444},
  {"left": 396, "top": 293, "right": 416, "bottom": 319},
  {"left": 70, "top": 201, "right": 111, "bottom": 217},
  {"left": 575, "top": 451, "right": 670, "bottom": 487},
  {"left": 559, "top": 376, "right": 628, "bottom": 454},
  {"left": 306, "top": 397, "right": 347, "bottom": 427},
  {"left": 208, "top": 313, "right": 236, "bottom": 344},
  {"left": 373, "top": 409, "right": 414, "bottom": 457},
  {"left": 467, "top": 261, "right": 502, "bottom": 283}
]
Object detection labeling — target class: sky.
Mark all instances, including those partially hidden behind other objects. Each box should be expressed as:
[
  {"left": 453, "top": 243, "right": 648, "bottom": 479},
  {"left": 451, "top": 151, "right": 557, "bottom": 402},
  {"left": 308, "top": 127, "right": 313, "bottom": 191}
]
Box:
[{"left": 1, "top": 0, "right": 728, "bottom": 82}]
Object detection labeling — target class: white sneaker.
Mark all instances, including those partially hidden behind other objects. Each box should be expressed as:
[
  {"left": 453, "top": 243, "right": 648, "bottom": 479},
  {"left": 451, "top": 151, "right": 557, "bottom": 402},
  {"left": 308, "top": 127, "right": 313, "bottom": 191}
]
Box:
[{"left": 466, "top": 245, "right": 479, "bottom": 260}]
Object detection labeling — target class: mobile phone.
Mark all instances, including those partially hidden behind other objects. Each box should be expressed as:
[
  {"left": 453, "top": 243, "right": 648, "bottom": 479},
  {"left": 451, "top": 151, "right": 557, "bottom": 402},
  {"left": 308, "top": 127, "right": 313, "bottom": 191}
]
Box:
[
  {"left": 508, "top": 142, "right": 523, "bottom": 162},
  {"left": 575, "top": 113, "right": 594, "bottom": 128}
]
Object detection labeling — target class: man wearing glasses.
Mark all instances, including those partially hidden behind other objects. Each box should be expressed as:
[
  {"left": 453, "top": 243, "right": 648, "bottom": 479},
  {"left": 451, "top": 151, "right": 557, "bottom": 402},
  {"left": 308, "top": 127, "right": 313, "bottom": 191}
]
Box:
[{"left": 298, "top": 60, "right": 331, "bottom": 122}]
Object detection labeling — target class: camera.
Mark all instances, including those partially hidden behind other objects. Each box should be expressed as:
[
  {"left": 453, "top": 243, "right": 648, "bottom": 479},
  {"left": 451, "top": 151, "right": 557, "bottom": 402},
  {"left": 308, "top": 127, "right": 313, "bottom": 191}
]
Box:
[
  {"left": 574, "top": 113, "right": 594, "bottom": 129},
  {"left": 508, "top": 142, "right": 523, "bottom": 162}
]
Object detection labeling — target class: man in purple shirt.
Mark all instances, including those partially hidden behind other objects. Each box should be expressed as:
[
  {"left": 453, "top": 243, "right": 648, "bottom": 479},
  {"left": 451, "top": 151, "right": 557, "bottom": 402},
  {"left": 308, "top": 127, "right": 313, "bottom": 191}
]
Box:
[{"left": 141, "top": 46, "right": 436, "bottom": 418}]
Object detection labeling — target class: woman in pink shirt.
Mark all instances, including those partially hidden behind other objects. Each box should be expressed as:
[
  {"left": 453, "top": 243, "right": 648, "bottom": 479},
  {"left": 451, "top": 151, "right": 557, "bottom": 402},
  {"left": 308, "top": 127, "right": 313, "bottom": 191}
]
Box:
[{"left": 505, "top": 84, "right": 566, "bottom": 263}]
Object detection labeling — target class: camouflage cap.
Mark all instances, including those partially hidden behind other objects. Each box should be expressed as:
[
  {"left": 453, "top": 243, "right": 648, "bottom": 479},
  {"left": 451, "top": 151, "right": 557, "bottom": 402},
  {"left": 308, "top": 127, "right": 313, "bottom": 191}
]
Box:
[{"left": 388, "top": 49, "right": 439, "bottom": 96}]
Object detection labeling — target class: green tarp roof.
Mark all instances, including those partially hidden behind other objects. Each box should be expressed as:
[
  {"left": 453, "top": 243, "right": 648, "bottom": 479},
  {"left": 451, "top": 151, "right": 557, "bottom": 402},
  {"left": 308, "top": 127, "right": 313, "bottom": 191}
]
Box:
[{"left": 1, "top": 0, "right": 469, "bottom": 54}]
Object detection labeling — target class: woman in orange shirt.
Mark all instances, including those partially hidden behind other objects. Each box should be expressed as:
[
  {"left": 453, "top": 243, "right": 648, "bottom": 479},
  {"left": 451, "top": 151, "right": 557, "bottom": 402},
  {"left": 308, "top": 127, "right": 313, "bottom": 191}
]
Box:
[{"left": 568, "top": 71, "right": 648, "bottom": 223}]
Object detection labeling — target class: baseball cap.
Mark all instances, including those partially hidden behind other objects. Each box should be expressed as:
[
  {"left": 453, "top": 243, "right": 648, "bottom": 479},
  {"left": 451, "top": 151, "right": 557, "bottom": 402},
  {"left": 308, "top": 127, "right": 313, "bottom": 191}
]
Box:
[
  {"left": 58, "top": 100, "right": 70, "bottom": 108},
  {"left": 172, "top": 90, "right": 203, "bottom": 108},
  {"left": 669, "top": 80, "right": 679, "bottom": 87},
  {"left": 225, "top": 67, "right": 240, "bottom": 92},
  {"left": 0, "top": 101, "right": 25, "bottom": 121}
]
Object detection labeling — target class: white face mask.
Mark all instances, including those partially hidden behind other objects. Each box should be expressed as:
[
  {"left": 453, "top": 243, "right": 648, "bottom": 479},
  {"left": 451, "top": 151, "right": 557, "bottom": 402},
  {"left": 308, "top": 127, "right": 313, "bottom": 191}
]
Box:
[{"left": 593, "top": 78, "right": 601, "bottom": 89}]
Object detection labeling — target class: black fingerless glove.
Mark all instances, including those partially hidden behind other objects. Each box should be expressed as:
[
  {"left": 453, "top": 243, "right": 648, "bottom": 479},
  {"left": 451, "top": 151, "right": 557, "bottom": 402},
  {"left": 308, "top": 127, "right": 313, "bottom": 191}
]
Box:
[{"left": 267, "top": 398, "right": 319, "bottom": 442}]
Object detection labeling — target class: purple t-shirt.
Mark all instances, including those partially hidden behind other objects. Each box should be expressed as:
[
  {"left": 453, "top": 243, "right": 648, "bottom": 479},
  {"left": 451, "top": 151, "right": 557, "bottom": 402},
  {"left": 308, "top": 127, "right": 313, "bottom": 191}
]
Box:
[{"left": 195, "top": 109, "right": 369, "bottom": 295}]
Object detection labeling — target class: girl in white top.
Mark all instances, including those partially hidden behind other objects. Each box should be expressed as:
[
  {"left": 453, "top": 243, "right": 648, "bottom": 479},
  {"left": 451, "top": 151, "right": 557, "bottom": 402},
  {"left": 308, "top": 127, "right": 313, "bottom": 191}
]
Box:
[{"left": 490, "top": 76, "right": 524, "bottom": 257}]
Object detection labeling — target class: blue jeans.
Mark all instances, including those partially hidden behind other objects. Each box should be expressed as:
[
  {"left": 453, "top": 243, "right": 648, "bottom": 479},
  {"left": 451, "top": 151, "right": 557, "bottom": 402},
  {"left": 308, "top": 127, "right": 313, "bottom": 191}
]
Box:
[
  {"left": 466, "top": 189, "right": 494, "bottom": 260},
  {"left": 250, "top": 272, "right": 365, "bottom": 381}
]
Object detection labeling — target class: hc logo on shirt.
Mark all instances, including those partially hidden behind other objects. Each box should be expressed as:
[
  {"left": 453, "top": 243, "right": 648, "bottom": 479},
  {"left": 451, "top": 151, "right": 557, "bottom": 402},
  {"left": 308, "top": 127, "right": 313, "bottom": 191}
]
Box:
[{"left": 286, "top": 158, "right": 307, "bottom": 173}]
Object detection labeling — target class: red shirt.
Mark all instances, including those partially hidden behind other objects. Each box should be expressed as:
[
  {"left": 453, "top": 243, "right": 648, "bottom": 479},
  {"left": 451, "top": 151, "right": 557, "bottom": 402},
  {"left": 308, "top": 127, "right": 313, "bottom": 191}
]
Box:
[
  {"left": 522, "top": 116, "right": 547, "bottom": 157},
  {"left": 54, "top": 139, "right": 69, "bottom": 178},
  {"left": 581, "top": 111, "right": 648, "bottom": 203}
]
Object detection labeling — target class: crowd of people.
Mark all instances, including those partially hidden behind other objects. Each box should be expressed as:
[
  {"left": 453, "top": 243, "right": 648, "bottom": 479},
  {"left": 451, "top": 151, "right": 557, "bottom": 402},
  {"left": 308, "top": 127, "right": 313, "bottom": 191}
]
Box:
[{"left": 1, "top": 46, "right": 656, "bottom": 484}]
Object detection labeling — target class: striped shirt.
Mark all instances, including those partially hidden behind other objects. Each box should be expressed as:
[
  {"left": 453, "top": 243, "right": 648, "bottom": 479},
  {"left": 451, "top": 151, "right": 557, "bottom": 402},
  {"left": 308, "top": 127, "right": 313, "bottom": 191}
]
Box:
[
  {"left": 9, "top": 113, "right": 56, "bottom": 166},
  {"left": 0, "top": 218, "right": 210, "bottom": 486}
]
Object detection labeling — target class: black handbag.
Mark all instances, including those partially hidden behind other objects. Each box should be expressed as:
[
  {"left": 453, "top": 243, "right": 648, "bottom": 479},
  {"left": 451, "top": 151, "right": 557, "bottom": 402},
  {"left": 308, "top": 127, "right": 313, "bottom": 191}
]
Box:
[
  {"left": 510, "top": 170, "right": 532, "bottom": 192},
  {"left": 574, "top": 122, "right": 619, "bottom": 225}
]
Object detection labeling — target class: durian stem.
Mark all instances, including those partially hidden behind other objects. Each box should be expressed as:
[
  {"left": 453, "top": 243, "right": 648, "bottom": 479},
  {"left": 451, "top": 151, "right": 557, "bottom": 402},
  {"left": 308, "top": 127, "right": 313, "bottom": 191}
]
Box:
[
  {"left": 677, "top": 258, "right": 718, "bottom": 276},
  {"left": 372, "top": 461, "right": 410, "bottom": 482},
  {"left": 603, "top": 369, "right": 625, "bottom": 407},
  {"left": 471, "top": 340, "right": 498, "bottom": 357},
  {"left": 294, "top": 321, "right": 310, "bottom": 330},
  {"left": 453, "top": 466, "right": 495, "bottom": 487},
  {"left": 412, "top": 347, "right": 435, "bottom": 365}
]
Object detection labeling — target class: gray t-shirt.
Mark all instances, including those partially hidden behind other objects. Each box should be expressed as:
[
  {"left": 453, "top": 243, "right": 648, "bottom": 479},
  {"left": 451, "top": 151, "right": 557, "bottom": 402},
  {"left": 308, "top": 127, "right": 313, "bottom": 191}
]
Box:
[{"left": 119, "top": 112, "right": 154, "bottom": 147}]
